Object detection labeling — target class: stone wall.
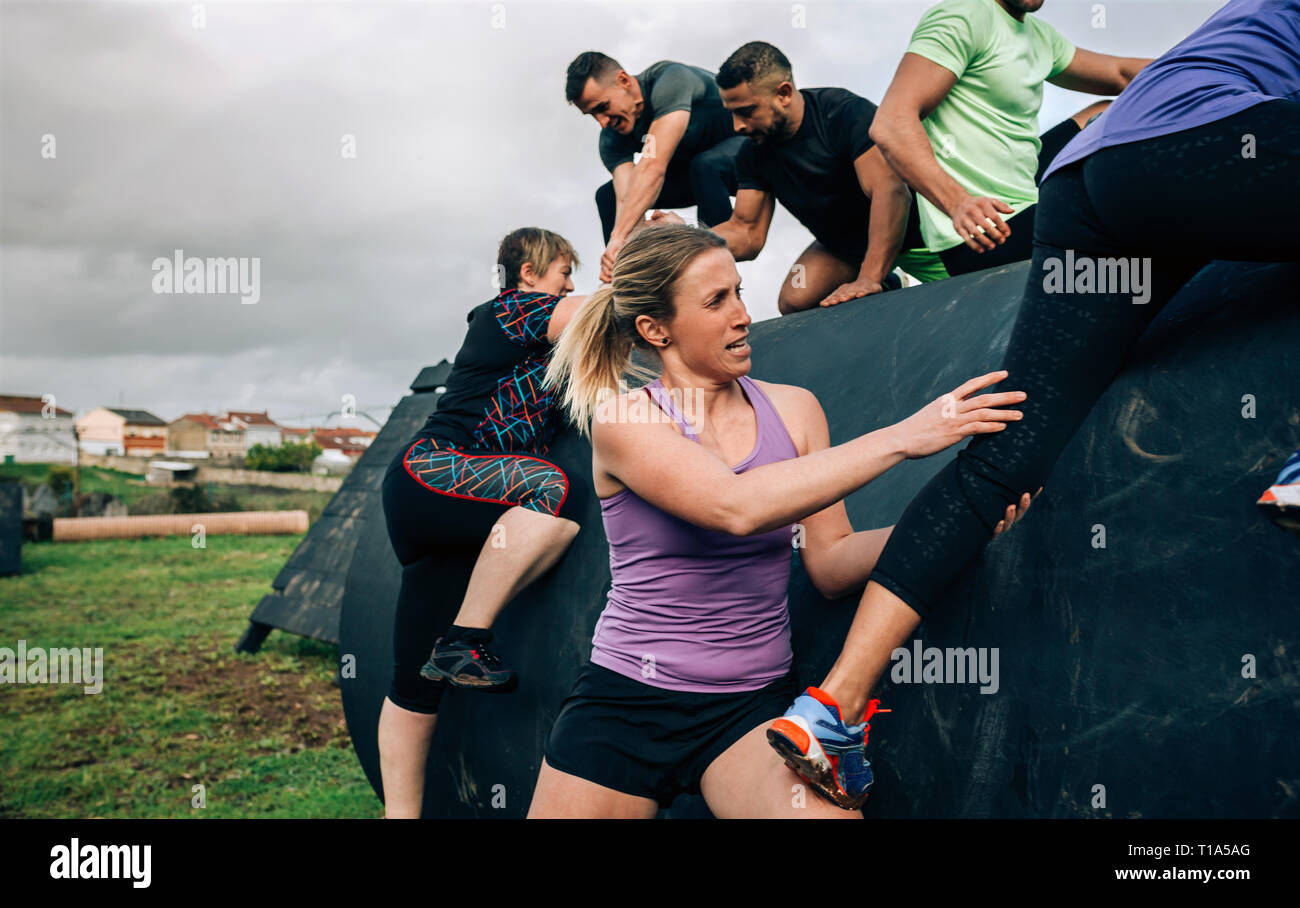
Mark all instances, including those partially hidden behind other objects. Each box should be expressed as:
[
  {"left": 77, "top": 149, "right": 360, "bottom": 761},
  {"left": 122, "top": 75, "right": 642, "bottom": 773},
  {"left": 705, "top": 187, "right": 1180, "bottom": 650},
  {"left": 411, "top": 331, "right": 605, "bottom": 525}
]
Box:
[{"left": 73, "top": 453, "right": 343, "bottom": 492}]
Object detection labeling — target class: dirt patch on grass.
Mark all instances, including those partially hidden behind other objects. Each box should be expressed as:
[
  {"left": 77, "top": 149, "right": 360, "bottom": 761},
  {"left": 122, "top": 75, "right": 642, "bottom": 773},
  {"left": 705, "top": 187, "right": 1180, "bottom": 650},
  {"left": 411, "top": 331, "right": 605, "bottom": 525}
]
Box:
[{"left": 162, "top": 634, "right": 352, "bottom": 756}]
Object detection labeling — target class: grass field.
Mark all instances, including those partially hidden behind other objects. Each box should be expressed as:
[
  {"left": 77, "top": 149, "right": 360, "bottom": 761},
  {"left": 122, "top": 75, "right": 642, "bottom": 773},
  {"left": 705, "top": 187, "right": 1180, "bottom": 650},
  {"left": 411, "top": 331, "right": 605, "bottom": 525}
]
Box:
[{"left": 0, "top": 532, "right": 377, "bottom": 818}]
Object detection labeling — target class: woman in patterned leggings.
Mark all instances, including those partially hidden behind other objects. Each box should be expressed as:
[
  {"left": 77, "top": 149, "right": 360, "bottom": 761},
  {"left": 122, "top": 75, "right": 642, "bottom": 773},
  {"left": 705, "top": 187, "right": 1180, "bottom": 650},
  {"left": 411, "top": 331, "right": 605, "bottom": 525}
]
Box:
[{"left": 378, "top": 227, "right": 588, "bottom": 817}]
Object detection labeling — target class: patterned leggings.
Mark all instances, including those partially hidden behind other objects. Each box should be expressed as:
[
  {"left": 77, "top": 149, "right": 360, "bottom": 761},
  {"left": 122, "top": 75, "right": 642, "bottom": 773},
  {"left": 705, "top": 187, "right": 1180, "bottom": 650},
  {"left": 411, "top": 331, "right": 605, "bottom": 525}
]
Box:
[{"left": 380, "top": 436, "right": 577, "bottom": 712}]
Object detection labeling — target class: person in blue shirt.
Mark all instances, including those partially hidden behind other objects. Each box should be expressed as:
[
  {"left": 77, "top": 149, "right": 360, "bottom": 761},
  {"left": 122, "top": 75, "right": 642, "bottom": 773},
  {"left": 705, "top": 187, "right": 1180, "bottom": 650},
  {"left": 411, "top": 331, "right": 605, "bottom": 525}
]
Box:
[{"left": 767, "top": 0, "right": 1300, "bottom": 810}]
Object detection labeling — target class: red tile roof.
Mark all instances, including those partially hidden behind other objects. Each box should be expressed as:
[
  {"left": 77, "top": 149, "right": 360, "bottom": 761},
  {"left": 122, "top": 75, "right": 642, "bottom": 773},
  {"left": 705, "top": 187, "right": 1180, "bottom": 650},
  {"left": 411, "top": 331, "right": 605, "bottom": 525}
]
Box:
[
  {"left": 223, "top": 410, "right": 278, "bottom": 427},
  {"left": 0, "top": 394, "right": 74, "bottom": 417},
  {"left": 173, "top": 412, "right": 220, "bottom": 429},
  {"left": 315, "top": 430, "right": 376, "bottom": 452}
]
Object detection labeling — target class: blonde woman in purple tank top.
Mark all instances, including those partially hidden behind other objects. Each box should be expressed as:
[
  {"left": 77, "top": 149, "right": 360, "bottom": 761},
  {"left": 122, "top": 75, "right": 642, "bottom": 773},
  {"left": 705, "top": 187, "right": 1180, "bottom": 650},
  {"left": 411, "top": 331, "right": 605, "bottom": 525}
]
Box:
[{"left": 527, "top": 223, "right": 1031, "bottom": 817}]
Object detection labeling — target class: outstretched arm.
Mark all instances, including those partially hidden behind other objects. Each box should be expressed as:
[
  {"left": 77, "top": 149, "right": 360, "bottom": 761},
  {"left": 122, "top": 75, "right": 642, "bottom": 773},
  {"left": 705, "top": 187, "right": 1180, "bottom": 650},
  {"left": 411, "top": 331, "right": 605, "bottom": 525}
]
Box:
[
  {"left": 595, "top": 372, "right": 1024, "bottom": 539},
  {"left": 797, "top": 387, "right": 1037, "bottom": 598},
  {"left": 1048, "top": 48, "right": 1152, "bottom": 95}
]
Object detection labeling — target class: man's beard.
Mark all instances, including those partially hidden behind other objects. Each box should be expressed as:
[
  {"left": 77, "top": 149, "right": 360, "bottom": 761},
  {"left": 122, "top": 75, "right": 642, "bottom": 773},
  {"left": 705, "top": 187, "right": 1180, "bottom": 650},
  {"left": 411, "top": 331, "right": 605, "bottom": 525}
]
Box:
[{"left": 756, "top": 107, "right": 790, "bottom": 144}]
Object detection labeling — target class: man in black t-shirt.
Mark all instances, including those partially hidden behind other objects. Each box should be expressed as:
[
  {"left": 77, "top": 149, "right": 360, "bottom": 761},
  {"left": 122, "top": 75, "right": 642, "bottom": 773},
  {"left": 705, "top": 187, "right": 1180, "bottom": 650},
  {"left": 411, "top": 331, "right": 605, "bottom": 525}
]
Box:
[
  {"left": 704, "top": 42, "right": 948, "bottom": 315},
  {"left": 566, "top": 52, "right": 748, "bottom": 282}
]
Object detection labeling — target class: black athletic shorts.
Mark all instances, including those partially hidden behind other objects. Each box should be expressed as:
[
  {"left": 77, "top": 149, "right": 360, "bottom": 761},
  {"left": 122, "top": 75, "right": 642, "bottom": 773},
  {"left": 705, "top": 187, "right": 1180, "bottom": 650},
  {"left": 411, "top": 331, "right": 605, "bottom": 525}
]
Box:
[{"left": 543, "top": 660, "right": 801, "bottom": 808}]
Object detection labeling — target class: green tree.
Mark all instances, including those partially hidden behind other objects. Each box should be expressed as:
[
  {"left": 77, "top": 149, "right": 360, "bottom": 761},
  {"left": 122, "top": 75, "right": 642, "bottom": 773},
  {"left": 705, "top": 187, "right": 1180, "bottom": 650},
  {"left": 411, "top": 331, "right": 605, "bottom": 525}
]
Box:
[
  {"left": 244, "top": 440, "right": 322, "bottom": 473},
  {"left": 47, "top": 464, "right": 75, "bottom": 497}
]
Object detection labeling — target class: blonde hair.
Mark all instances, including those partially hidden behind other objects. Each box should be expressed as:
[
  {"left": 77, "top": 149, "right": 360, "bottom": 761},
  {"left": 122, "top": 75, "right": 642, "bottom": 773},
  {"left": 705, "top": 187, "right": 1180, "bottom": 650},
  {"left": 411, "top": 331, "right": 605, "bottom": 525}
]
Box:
[
  {"left": 544, "top": 223, "right": 727, "bottom": 438},
  {"left": 498, "top": 227, "right": 580, "bottom": 289}
]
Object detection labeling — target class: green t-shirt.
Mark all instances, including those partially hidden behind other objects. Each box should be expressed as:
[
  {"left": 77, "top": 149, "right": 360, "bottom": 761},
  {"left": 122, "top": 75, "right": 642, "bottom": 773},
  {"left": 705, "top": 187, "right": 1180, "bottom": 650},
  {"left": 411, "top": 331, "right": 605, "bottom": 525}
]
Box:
[{"left": 906, "top": 0, "right": 1075, "bottom": 252}]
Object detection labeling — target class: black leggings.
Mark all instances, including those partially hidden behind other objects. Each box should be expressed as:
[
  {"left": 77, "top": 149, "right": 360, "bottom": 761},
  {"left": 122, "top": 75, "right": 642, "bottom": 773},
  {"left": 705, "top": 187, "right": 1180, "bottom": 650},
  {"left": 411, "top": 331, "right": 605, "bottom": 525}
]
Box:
[
  {"left": 937, "top": 117, "right": 1082, "bottom": 277},
  {"left": 596, "top": 136, "right": 746, "bottom": 243},
  {"left": 871, "top": 99, "right": 1300, "bottom": 618},
  {"left": 380, "top": 437, "right": 580, "bottom": 713}
]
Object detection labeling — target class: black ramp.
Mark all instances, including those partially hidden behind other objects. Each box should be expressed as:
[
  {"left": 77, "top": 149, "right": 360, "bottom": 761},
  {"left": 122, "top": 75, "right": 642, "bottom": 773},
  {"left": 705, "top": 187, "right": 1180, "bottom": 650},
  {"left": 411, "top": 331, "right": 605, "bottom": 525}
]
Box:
[
  {"left": 237, "top": 362, "right": 451, "bottom": 652},
  {"left": 340, "top": 260, "right": 1300, "bottom": 818}
]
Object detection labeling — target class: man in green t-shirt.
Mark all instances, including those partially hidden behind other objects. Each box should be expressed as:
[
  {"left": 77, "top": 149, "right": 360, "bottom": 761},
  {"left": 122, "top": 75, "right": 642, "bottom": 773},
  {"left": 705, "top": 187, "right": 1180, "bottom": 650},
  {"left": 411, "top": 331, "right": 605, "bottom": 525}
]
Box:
[{"left": 871, "top": 0, "right": 1153, "bottom": 276}]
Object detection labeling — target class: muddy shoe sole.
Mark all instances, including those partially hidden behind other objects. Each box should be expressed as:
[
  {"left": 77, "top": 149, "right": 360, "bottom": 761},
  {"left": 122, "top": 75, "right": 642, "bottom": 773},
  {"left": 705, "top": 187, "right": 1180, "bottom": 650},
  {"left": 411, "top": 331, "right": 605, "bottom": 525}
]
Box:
[
  {"left": 766, "top": 726, "right": 867, "bottom": 811},
  {"left": 419, "top": 659, "right": 518, "bottom": 693}
]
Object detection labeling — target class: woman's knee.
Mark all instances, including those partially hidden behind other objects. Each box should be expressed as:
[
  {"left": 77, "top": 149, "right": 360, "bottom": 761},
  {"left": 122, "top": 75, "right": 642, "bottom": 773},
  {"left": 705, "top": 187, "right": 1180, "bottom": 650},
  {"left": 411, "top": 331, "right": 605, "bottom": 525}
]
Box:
[
  {"left": 554, "top": 515, "right": 581, "bottom": 542},
  {"left": 509, "top": 462, "right": 571, "bottom": 518},
  {"left": 387, "top": 674, "right": 446, "bottom": 715},
  {"left": 512, "top": 509, "right": 582, "bottom": 553},
  {"left": 954, "top": 445, "right": 1047, "bottom": 528}
]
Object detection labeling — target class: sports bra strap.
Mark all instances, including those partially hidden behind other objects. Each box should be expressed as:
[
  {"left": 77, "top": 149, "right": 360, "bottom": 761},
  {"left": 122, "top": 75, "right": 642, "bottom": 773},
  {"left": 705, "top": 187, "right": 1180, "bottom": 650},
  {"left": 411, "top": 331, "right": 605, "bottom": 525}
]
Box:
[{"left": 645, "top": 378, "right": 700, "bottom": 441}]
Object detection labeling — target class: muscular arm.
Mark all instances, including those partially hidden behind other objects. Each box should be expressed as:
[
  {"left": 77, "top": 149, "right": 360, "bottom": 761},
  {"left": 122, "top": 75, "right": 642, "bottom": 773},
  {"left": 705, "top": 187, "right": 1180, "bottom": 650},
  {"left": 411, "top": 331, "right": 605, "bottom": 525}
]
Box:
[
  {"left": 609, "top": 109, "right": 690, "bottom": 243},
  {"left": 710, "top": 188, "right": 775, "bottom": 262},
  {"left": 1048, "top": 47, "right": 1152, "bottom": 95},
  {"left": 869, "top": 53, "right": 969, "bottom": 220},
  {"left": 854, "top": 146, "right": 911, "bottom": 285}
]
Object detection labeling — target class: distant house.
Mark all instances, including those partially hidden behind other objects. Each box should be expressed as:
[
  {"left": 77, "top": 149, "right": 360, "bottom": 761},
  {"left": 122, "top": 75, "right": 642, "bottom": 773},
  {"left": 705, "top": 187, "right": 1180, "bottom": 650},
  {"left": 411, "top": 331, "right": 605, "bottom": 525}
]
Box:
[
  {"left": 168, "top": 412, "right": 244, "bottom": 458},
  {"left": 314, "top": 429, "right": 376, "bottom": 462},
  {"left": 223, "top": 410, "right": 282, "bottom": 449},
  {"left": 0, "top": 394, "right": 79, "bottom": 464},
  {"left": 76, "top": 407, "right": 168, "bottom": 456},
  {"left": 279, "top": 426, "right": 313, "bottom": 444}
]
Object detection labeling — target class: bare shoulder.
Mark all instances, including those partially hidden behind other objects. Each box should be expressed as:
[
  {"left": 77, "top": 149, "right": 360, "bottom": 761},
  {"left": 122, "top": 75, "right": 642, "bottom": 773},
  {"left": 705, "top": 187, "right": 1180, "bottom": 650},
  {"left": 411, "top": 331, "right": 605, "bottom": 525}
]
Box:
[
  {"left": 750, "top": 378, "right": 821, "bottom": 415},
  {"left": 592, "top": 385, "right": 676, "bottom": 438},
  {"left": 749, "top": 379, "right": 824, "bottom": 456},
  {"left": 591, "top": 386, "right": 683, "bottom": 497}
]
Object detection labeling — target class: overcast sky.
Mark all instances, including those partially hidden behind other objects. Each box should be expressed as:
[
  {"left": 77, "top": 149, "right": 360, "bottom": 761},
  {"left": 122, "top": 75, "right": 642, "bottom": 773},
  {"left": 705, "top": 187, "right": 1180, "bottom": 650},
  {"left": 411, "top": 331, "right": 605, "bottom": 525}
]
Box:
[{"left": 1, "top": 0, "right": 1220, "bottom": 430}]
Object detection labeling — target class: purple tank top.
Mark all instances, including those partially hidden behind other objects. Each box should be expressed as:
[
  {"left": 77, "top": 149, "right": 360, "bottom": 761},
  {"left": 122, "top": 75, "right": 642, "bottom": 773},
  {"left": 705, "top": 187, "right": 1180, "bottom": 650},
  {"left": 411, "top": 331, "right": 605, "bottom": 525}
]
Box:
[{"left": 590, "top": 374, "right": 800, "bottom": 692}]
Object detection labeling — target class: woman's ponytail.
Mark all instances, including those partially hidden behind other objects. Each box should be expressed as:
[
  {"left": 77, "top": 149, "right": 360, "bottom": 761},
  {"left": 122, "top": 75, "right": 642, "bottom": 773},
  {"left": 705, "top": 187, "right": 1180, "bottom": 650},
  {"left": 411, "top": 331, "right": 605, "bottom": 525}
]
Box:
[{"left": 543, "top": 224, "right": 728, "bottom": 438}]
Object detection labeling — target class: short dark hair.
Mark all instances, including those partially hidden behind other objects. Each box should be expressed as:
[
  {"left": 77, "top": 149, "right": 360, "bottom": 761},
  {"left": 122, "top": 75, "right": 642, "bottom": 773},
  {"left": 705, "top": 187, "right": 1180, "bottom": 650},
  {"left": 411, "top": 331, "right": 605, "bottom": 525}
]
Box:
[
  {"left": 565, "top": 52, "right": 623, "bottom": 105},
  {"left": 717, "top": 41, "right": 794, "bottom": 92}
]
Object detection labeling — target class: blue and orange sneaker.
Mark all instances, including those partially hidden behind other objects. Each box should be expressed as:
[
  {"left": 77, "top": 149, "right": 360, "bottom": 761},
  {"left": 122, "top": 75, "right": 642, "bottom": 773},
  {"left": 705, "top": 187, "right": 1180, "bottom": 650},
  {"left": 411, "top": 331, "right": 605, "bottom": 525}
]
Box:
[
  {"left": 766, "top": 687, "right": 889, "bottom": 810},
  {"left": 1258, "top": 448, "right": 1300, "bottom": 534}
]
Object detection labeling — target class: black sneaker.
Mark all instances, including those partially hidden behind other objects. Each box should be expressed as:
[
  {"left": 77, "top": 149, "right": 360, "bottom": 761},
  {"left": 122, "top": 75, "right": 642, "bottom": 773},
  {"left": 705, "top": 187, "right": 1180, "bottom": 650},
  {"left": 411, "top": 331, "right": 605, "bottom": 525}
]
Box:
[{"left": 419, "top": 634, "right": 518, "bottom": 692}]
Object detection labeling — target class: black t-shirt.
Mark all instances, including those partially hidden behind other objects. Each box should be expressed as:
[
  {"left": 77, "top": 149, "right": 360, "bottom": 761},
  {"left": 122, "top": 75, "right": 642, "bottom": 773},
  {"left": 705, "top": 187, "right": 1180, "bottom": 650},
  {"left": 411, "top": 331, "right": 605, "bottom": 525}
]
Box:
[
  {"left": 734, "top": 86, "right": 924, "bottom": 260},
  {"left": 598, "top": 61, "right": 737, "bottom": 173},
  {"left": 416, "top": 289, "right": 564, "bottom": 455}
]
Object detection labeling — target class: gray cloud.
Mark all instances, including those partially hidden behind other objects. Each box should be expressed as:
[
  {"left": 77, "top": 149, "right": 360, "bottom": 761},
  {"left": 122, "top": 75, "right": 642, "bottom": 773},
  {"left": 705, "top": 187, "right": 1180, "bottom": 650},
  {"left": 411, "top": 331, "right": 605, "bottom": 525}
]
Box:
[{"left": 1, "top": 0, "right": 1218, "bottom": 427}]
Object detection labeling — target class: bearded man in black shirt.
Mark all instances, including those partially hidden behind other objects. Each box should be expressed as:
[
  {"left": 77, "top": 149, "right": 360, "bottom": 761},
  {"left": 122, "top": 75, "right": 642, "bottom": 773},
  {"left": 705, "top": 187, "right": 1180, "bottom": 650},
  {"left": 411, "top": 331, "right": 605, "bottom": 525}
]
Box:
[{"left": 693, "top": 42, "right": 948, "bottom": 315}]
